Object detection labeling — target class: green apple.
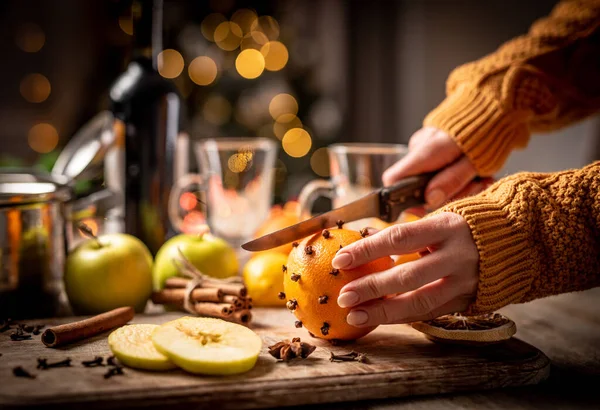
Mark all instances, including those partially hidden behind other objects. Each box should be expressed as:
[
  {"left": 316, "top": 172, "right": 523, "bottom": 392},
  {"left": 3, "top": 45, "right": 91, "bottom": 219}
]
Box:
[
  {"left": 152, "top": 233, "right": 239, "bottom": 290},
  {"left": 152, "top": 317, "right": 262, "bottom": 375},
  {"left": 64, "top": 233, "right": 153, "bottom": 315}
]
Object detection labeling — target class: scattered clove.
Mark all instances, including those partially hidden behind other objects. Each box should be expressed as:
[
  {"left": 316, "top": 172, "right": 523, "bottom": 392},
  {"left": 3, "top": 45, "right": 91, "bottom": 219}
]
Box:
[
  {"left": 82, "top": 356, "right": 105, "bottom": 367},
  {"left": 304, "top": 245, "right": 314, "bottom": 255},
  {"left": 336, "top": 220, "right": 344, "bottom": 229},
  {"left": 0, "top": 318, "right": 12, "bottom": 333},
  {"left": 321, "top": 322, "right": 330, "bottom": 336},
  {"left": 318, "top": 295, "right": 329, "bottom": 304},
  {"left": 359, "top": 228, "right": 369, "bottom": 238},
  {"left": 292, "top": 241, "right": 299, "bottom": 247},
  {"left": 10, "top": 328, "right": 32, "bottom": 341},
  {"left": 104, "top": 366, "right": 124, "bottom": 379},
  {"left": 278, "top": 292, "right": 286, "bottom": 300},
  {"left": 290, "top": 273, "right": 301, "bottom": 282},
  {"left": 32, "top": 325, "right": 45, "bottom": 335},
  {"left": 329, "top": 269, "right": 339, "bottom": 276},
  {"left": 37, "top": 358, "right": 72, "bottom": 370},
  {"left": 294, "top": 320, "right": 303, "bottom": 328},
  {"left": 13, "top": 366, "right": 36, "bottom": 379},
  {"left": 106, "top": 356, "right": 118, "bottom": 367},
  {"left": 282, "top": 265, "right": 287, "bottom": 273},
  {"left": 268, "top": 338, "right": 316, "bottom": 361},
  {"left": 286, "top": 299, "right": 298, "bottom": 311},
  {"left": 329, "top": 351, "right": 369, "bottom": 363},
  {"left": 322, "top": 229, "right": 331, "bottom": 239},
  {"left": 339, "top": 244, "right": 343, "bottom": 250}
]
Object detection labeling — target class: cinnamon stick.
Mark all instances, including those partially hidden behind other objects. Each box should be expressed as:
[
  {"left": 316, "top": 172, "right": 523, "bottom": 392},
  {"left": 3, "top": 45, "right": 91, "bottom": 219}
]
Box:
[
  {"left": 151, "top": 288, "right": 223, "bottom": 305},
  {"left": 41, "top": 307, "right": 134, "bottom": 348},
  {"left": 193, "top": 303, "right": 234, "bottom": 317},
  {"left": 230, "top": 310, "right": 252, "bottom": 325},
  {"left": 164, "top": 277, "right": 247, "bottom": 297},
  {"left": 223, "top": 295, "right": 243, "bottom": 308}
]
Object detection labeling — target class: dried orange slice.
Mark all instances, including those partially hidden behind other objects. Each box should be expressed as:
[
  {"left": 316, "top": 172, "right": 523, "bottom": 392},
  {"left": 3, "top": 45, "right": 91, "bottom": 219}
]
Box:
[{"left": 412, "top": 313, "right": 516, "bottom": 345}]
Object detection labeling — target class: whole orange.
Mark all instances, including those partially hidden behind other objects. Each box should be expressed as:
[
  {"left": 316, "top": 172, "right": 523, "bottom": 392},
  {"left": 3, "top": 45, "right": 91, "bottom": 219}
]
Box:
[
  {"left": 254, "top": 209, "right": 302, "bottom": 255},
  {"left": 284, "top": 228, "right": 394, "bottom": 341}
]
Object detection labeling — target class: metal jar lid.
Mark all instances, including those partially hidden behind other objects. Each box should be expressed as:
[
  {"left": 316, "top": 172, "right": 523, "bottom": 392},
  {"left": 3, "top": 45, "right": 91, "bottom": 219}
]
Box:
[{"left": 0, "top": 171, "right": 72, "bottom": 207}]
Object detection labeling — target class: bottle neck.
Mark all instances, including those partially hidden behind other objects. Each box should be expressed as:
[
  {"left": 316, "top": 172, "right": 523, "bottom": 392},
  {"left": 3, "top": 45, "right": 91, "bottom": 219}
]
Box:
[{"left": 131, "top": 0, "right": 162, "bottom": 69}]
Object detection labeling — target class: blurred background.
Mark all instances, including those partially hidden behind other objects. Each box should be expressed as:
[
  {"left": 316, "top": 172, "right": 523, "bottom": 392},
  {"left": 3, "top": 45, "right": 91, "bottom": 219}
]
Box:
[{"left": 0, "top": 0, "right": 598, "bottom": 204}]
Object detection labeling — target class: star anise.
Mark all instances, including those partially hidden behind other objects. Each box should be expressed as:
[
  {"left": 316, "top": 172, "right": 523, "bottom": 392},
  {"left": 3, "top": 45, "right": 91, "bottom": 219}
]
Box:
[{"left": 268, "top": 337, "right": 316, "bottom": 362}]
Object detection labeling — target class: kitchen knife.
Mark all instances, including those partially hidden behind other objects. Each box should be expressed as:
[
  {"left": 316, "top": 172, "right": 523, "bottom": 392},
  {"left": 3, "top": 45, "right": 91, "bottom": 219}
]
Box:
[{"left": 241, "top": 173, "right": 433, "bottom": 252}]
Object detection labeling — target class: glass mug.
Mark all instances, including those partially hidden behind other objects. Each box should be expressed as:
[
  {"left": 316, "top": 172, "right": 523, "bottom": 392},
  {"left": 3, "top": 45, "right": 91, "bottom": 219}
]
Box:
[
  {"left": 299, "top": 143, "right": 409, "bottom": 231},
  {"left": 169, "top": 138, "right": 278, "bottom": 252}
]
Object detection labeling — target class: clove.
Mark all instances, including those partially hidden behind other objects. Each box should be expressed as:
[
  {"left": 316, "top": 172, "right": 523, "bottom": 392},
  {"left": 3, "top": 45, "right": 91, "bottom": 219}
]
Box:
[
  {"left": 290, "top": 273, "right": 301, "bottom": 282},
  {"left": 294, "top": 320, "right": 303, "bottom": 328},
  {"left": 32, "top": 325, "right": 45, "bottom": 335},
  {"left": 104, "top": 366, "right": 124, "bottom": 379},
  {"left": 106, "top": 356, "right": 118, "bottom": 367},
  {"left": 336, "top": 220, "right": 344, "bottom": 229},
  {"left": 13, "top": 366, "right": 36, "bottom": 379},
  {"left": 329, "top": 351, "right": 369, "bottom": 363},
  {"left": 286, "top": 299, "right": 298, "bottom": 311},
  {"left": 329, "top": 269, "right": 339, "bottom": 276},
  {"left": 359, "top": 228, "right": 369, "bottom": 238},
  {"left": 322, "top": 229, "right": 331, "bottom": 239},
  {"left": 0, "top": 318, "right": 13, "bottom": 333},
  {"left": 318, "top": 295, "right": 329, "bottom": 304},
  {"left": 282, "top": 265, "right": 287, "bottom": 273},
  {"left": 292, "top": 241, "right": 299, "bottom": 247},
  {"left": 37, "top": 358, "right": 72, "bottom": 370},
  {"left": 320, "top": 322, "right": 330, "bottom": 336},
  {"left": 278, "top": 292, "right": 286, "bottom": 300},
  {"left": 10, "top": 328, "right": 32, "bottom": 341},
  {"left": 304, "top": 245, "right": 314, "bottom": 255},
  {"left": 82, "top": 356, "right": 105, "bottom": 367}
]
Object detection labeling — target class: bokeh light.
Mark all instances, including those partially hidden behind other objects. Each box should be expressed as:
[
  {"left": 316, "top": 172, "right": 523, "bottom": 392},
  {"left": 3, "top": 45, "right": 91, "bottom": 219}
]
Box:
[
  {"left": 201, "top": 13, "right": 227, "bottom": 42},
  {"left": 231, "top": 9, "right": 258, "bottom": 34},
  {"left": 28, "top": 123, "right": 59, "bottom": 154},
  {"left": 157, "top": 49, "right": 184, "bottom": 79},
  {"left": 310, "top": 147, "right": 331, "bottom": 177},
  {"left": 188, "top": 56, "right": 218, "bottom": 85},
  {"left": 16, "top": 23, "right": 45, "bottom": 53},
  {"left": 261, "top": 41, "right": 289, "bottom": 71},
  {"left": 251, "top": 16, "right": 280, "bottom": 40},
  {"left": 240, "top": 31, "right": 269, "bottom": 51},
  {"left": 273, "top": 114, "right": 302, "bottom": 140},
  {"left": 179, "top": 192, "right": 198, "bottom": 211},
  {"left": 227, "top": 152, "right": 252, "bottom": 173},
  {"left": 118, "top": 16, "right": 133, "bottom": 36},
  {"left": 20, "top": 73, "right": 51, "bottom": 103},
  {"left": 282, "top": 128, "right": 312, "bottom": 158},
  {"left": 203, "top": 94, "right": 232, "bottom": 125},
  {"left": 214, "top": 21, "right": 243, "bottom": 51},
  {"left": 269, "top": 93, "right": 298, "bottom": 120},
  {"left": 235, "top": 49, "right": 265, "bottom": 79}
]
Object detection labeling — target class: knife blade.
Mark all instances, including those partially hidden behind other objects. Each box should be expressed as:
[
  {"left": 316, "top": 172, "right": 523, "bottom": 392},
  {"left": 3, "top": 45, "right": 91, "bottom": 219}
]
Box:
[{"left": 241, "top": 173, "right": 433, "bottom": 252}]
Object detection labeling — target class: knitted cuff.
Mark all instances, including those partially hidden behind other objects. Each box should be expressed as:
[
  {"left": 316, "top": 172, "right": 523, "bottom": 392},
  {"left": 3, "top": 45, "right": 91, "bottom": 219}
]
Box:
[
  {"left": 438, "top": 187, "right": 536, "bottom": 314},
  {"left": 424, "top": 86, "right": 532, "bottom": 176}
]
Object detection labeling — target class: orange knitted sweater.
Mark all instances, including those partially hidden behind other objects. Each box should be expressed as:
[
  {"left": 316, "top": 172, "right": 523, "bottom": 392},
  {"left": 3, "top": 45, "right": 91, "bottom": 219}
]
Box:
[{"left": 427, "top": 0, "right": 600, "bottom": 313}]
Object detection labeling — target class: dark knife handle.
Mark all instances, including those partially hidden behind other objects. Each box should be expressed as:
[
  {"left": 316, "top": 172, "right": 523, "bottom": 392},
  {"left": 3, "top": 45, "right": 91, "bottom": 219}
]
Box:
[{"left": 379, "top": 173, "right": 434, "bottom": 222}]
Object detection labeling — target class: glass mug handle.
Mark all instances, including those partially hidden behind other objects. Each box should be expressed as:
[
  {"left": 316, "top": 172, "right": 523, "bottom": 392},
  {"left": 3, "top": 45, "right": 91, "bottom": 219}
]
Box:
[
  {"left": 298, "top": 179, "right": 336, "bottom": 218},
  {"left": 168, "top": 173, "right": 207, "bottom": 233}
]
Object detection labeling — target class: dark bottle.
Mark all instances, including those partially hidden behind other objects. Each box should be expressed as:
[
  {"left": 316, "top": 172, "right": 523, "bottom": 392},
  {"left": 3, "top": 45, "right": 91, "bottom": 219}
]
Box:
[{"left": 108, "top": 0, "right": 183, "bottom": 254}]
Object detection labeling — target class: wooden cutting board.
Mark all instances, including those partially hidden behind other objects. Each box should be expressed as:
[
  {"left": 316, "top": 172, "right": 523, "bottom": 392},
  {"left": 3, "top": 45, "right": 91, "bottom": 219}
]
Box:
[{"left": 0, "top": 309, "right": 549, "bottom": 409}]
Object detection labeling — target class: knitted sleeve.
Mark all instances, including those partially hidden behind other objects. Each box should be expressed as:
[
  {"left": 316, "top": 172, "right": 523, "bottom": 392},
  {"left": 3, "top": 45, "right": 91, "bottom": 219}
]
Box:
[
  {"left": 424, "top": 0, "right": 600, "bottom": 176},
  {"left": 438, "top": 161, "right": 600, "bottom": 314}
]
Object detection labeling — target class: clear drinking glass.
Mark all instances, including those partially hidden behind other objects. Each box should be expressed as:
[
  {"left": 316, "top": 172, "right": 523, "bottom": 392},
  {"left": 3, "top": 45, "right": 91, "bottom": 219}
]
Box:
[
  {"left": 170, "top": 138, "right": 278, "bottom": 251},
  {"left": 299, "top": 143, "right": 409, "bottom": 230}
]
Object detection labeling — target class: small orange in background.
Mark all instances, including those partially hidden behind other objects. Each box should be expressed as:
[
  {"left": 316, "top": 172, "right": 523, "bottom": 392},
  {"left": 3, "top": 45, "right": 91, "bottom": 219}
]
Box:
[
  {"left": 242, "top": 252, "right": 288, "bottom": 307},
  {"left": 284, "top": 228, "right": 394, "bottom": 341},
  {"left": 253, "top": 201, "right": 304, "bottom": 255}
]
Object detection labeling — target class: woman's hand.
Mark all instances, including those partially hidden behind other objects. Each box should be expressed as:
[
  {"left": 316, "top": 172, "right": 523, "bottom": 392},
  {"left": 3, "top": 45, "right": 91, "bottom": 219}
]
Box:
[
  {"left": 332, "top": 212, "right": 479, "bottom": 326},
  {"left": 383, "top": 126, "right": 491, "bottom": 208}
]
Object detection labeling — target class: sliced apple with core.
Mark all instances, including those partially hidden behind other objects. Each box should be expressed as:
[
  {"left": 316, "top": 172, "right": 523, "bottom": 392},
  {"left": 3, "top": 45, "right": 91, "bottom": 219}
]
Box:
[
  {"left": 152, "top": 317, "right": 262, "bottom": 376},
  {"left": 108, "top": 324, "right": 176, "bottom": 371}
]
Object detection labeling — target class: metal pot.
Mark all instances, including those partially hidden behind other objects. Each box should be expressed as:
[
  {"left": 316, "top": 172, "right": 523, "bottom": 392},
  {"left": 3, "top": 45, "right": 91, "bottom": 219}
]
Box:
[{"left": 0, "top": 170, "right": 119, "bottom": 319}]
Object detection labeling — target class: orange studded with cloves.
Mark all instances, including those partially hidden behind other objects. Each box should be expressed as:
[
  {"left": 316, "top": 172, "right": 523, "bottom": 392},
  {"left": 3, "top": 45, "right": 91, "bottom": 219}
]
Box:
[{"left": 284, "top": 228, "right": 394, "bottom": 341}]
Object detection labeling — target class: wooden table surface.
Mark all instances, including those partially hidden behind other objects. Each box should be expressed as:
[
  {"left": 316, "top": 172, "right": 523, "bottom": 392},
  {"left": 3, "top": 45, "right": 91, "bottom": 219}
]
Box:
[{"left": 312, "top": 287, "right": 600, "bottom": 410}]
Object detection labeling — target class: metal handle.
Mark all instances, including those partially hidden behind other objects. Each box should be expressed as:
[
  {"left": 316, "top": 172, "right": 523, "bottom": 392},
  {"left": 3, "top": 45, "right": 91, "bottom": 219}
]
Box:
[
  {"left": 379, "top": 173, "right": 434, "bottom": 222},
  {"left": 297, "top": 179, "right": 335, "bottom": 219}
]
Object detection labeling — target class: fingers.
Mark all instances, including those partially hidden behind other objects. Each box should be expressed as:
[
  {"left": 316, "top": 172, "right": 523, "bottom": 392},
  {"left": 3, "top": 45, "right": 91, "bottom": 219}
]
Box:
[
  {"left": 424, "top": 156, "right": 478, "bottom": 208},
  {"left": 332, "top": 213, "right": 455, "bottom": 270},
  {"left": 345, "top": 277, "right": 470, "bottom": 327},
  {"left": 338, "top": 252, "right": 447, "bottom": 308},
  {"left": 382, "top": 128, "right": 462, "bottom": 186}
]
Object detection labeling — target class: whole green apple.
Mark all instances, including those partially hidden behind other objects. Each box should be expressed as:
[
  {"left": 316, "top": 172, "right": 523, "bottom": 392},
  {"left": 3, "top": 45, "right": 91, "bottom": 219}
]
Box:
[
  {"left": 65, "top": 233, "right": 153, "bottom": 315},
  {"left": 153, "top": 234, "right": 239, "bottom": 290}
]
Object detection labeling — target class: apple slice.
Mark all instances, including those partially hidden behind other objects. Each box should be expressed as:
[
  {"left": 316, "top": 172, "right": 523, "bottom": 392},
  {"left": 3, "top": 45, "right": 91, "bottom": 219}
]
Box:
[
  {"left": 108, "top": 324, "right": 177, "bottom": 371},
  {"left": 152, "top": 317, "right": 262, "bottom": 375}
]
